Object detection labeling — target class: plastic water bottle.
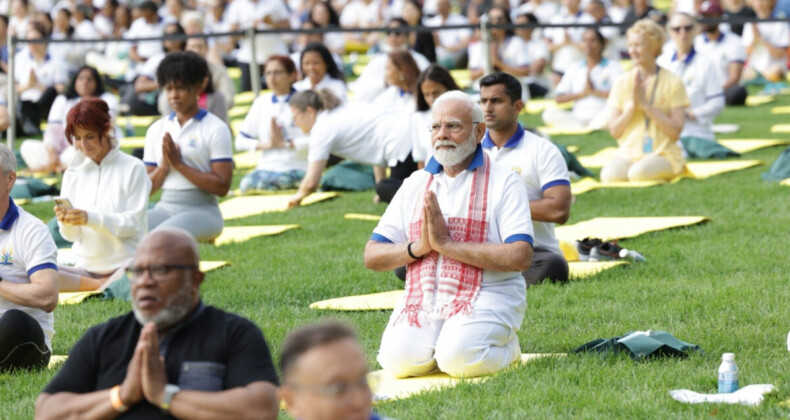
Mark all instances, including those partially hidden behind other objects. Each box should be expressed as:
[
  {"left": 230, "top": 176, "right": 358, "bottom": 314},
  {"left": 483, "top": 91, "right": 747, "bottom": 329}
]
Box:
[
  {"left": 618, "top": 248, "right": 646, "bottom": 262},
  {"left": 718, "top": 353, "right": 739, "bottom": 393}
]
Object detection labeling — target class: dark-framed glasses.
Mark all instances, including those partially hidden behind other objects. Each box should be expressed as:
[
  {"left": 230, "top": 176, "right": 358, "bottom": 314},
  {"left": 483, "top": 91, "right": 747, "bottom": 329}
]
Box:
[
  {"left": 670, "top": 24, "right": 694, "bottom": 33},
  {"left": 429, "top": 121, "right": 479, "bottom": 134},
  {"left": 289, "top": 375, "right": 371, "bottom": 397},
  {"left": 126, "top": 264, "right": 198, "bottom": 283}
]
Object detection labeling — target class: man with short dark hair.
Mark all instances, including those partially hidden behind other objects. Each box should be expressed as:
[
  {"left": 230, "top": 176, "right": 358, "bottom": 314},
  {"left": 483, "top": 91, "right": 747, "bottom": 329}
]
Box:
[
  {"left": 0, "top": 144, "right": 59, "bottom": 372},
  {"left": 479, "top": 72, "right": 572, "bottom": 286},
  {"left": 280, "top": 322, "right": 382, "bottom": 420},
  {"left": 35, "top": 228, "right": 279, "bottom": 419}
]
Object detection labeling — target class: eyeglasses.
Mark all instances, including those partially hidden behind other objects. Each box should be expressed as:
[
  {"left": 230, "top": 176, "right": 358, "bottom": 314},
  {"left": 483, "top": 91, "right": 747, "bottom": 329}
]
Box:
[
  {"left": 429, "top": 121, "right": 479, "bottom": 134},
  {"left": 126, "top": 264, "right": 198, "bottom": 283},
  {"left": 265, "top": 70, "right": 287, "bottom": 77},
  {"left": 670, "top": 24, "right": 694, "bottom": 33},
  {"left": 289, "top": 375, "right": 372, "bottom": 397}
]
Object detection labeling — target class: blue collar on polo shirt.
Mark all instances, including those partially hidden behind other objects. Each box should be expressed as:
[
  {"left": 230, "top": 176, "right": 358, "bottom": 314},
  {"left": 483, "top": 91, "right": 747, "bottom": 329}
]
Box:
[
  {"left": 702, "top": 32, "right": 725, "bottom": 43},
  {"left": 168, "top": 108, "right": 208, "bottom": 121},
  {"left": 671, "top": 47, "right": 696, "bottom": 64},
  {"left": 482, "top": 123, "right": 525, "bottom": 149},
  {"left": 272, "top": 87, "right": 297, "bottom": 104},
  {"left": 424, "top": 144, "right": 485, "bottom": 174},
  {"left": 0, "top": 198, "right": 20, "bottom": 231}
]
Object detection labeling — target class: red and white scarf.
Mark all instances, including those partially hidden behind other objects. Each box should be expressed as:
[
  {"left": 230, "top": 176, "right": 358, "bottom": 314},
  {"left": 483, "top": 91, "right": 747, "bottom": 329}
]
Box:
[{"left": 399, "top": 153, "right": 492, "bottom": 327}]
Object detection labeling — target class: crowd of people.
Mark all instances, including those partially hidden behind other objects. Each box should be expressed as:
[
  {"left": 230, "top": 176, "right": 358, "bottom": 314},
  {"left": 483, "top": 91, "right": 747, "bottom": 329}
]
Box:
[{"left": 0, "top": 0, "right": 788, "bottom": 417}]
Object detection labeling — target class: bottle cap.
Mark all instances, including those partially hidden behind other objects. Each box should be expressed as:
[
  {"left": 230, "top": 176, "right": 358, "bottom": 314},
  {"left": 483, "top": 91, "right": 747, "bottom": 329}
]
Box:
[{"left": 722, "top": 352, "right": 735, "bottom": 361}]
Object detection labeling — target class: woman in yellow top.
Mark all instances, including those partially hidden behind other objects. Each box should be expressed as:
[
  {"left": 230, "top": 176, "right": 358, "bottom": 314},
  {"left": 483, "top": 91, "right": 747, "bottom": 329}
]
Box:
[{"left": 602, "top": 19, "right": 690, "bottom": 182}]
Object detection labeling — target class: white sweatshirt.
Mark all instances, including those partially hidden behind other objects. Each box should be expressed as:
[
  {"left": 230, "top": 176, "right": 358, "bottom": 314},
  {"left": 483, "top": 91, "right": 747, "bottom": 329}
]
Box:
[{"left": 59, "top": 143, "right": 151, "bottom": 273}]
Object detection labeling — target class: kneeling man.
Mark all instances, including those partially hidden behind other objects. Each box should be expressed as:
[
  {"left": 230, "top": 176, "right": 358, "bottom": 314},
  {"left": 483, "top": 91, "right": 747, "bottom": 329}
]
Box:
[
  {"left": 36, "top": 228, "right": 279, "bottom": 419},
  {"left": 364, "top": 91, "right": 534, "bottom": 378}
]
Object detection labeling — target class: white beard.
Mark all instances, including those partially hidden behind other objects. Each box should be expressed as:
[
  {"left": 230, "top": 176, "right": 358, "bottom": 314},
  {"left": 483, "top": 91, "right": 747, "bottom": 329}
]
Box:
[{"left": 432, "top": 134, "right": 477, "bottom": 168}]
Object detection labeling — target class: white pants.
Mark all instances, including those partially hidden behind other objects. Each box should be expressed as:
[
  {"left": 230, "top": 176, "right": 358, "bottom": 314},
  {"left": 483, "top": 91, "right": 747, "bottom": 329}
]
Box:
[
  {"left": 377, "top": 277, "right": 526, "bottom": 378},
  {"left": 542, "top": 107, "right": 612, "bottom": 131}
]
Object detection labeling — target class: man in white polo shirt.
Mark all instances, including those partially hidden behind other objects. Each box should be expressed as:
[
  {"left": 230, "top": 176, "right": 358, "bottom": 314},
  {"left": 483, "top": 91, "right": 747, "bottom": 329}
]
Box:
[
  {"left": 0, "top": 144, "right": 59, "bottom": 372},
  {"left": 365, "top": 91, "right": 534, "bottom": 378},
  {"left": 480, "top": 73, "right": 572, "bottom": 286},
  {"left": 694, "top": 0, "right": 748, "bottom": 105}
]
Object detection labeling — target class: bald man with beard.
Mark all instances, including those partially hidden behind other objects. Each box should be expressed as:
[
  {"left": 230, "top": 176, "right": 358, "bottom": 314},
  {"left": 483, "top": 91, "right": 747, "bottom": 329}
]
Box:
[{"left": 36, "top": 228, "right": 279, "bottom": 420}]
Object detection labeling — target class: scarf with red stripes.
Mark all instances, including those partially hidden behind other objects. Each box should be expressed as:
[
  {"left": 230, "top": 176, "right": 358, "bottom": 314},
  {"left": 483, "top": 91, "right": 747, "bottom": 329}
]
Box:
[{"left": 399, "top": 152, "right": 491, "bottom": 327}]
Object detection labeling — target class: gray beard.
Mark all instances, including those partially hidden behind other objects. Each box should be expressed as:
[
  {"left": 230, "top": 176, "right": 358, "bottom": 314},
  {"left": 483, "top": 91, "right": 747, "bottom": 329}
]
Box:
[
  {"left": 133, "top": 285, "right": 196, "bottom": 330},
  {"left": 433, "top": 135, "right": 477, "bottom": 168}
]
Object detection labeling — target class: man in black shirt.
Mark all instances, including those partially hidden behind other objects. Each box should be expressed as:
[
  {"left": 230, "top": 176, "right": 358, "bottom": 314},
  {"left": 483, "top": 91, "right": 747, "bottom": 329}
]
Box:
[{"left": 35, "top": 228, "right": 279, "bottom": 419}]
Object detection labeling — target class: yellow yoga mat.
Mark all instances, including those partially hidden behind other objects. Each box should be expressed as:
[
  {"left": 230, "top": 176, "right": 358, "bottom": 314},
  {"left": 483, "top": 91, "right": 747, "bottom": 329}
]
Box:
[
  {"left": 219, "top": 191, "right": 339, "bottom": 220},
  {"left": 311, "top": 262, "right": 625, "bottom": 312},
  {"left": 566, "top": 145, "right": 580, "bottom": 153},
  {"left": 523, "top": 99, "right": 572, "bottom": 115},
  {"left": 227, "top": 67, "right": 242, "bottom": 80},
  {"left": 450, "top": 69, "right": 472, "bottom": 89},
  {"left": 746, "top": 95, "right": 775, "bottom": 107},
  {"left": 370, "top": 353, "right": 561, "bottom": 402},
  {"left": 771, "top": 124, "right": 790, "bottom": 134},
  {"left": 48, "top": 355, "right": 68, "bottom": 369},
  {"left": 234, "top": 150, "right": 259, "bottom": 170},
  {"left": 345, "top": 213, "right": 382, "bottom": 221},
  {"left": 781, "top": 178, "right": 790, "bottom": 187},
  {"left": 571, "top": 177, "right": 665, "bottom": 196},
  {"left": 234, "top": 91, "right": 261, "bottom": 105},
  {"left": 213, "top": 225, "right": 300, "bottom": 246},
  {"left": 116, "top": 115, "right": 159, "bottom": 128},
  {"left": 577, "top": 147, "right": 617, "bottom": 168},
  {"left": 718, "top": 139, "right": 790, "bottom": 154},
  {"left": 682, "top": 160, "right": 762, "bottom": 179},
  {"left": 120, "top": 136, "right": 146, "bottom": 148},
  {"left": 555, "top": 216, "right": 709, "bottom": 243},
  {"left": 537, "top": 126, "right": 595, "bottom": 136},
  {"left": 771, "top": 105, "right": 790, "bottom": 114},
  {"left": 229, "top": 105, "right": 251, "bottom": 119}
]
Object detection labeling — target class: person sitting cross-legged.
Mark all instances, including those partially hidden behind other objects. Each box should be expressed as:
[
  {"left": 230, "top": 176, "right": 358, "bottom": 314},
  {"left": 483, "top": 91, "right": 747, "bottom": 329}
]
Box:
[
  {"left": 35, "top": 228, "right": 280, "bottom": 419},
  {"left": 365, "top": 91, "right": 534, "bottom": 378},
  {"left": 481, "top": 72, "right": 572, "bottom": 286}
]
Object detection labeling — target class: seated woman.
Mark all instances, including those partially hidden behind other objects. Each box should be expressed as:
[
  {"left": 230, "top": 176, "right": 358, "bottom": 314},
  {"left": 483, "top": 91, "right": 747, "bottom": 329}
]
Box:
[
  {"left": 143, "top": 51, "right": 233, "bottom": 242},
  {"left": 371, "top": 51, "right": 420, "bottom": 113},
  {"left": 293, "top": 42, "right": 347, "bottom": 103},
  {"left": 542, "top": 29, "right": 622, "bottom": 131},
  {"left": 741, "top": 0, "right": 790, "bottom": 85},
  {"left": 602, "top": 19, "right": 689, "bottom": 183},
  {"left": 657, "top": 12, "right": 727, "bottom": 157},
  {"left": 55, "top": 98, "right": 151, "bottom": 292},
  {"left": 21, "top": 66, "right": 119, "bottom": 174},
  {"left": 410, "top": 64, "right": 461, "bottom": 167},
  {"left": 236, "top": 56, "right": 307, "bottom": 192},
  {"left": 287, "top": 89, "right": 415, "bottom": 208},
  {"left": 15, "top": 21, "right": 67, "bottom": 136}
]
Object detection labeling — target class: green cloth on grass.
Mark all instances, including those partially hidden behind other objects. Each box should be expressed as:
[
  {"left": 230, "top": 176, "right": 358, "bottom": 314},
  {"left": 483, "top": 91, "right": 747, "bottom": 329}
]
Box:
[
  {"left": 102, "top": 273, "right": 131, "bottom": 301},
  {"left": 11, "top": 177, "right": 58, "bottom": 199},
  {"left": 681, "top": 137, "right": 740, "bottom": 159},
  {"left": 555, "top": 143, "right": 594, "bottom": 178},
  {"left": 320, "top": 161, "right": 375, "bottom": 191},
  {"left": 47, "top": 217, "right": 72, "bottom": 248},
  {"left": 574, "top": 330, "right": 702, "bottom": 361},
  {"left": 762, "top": 146, "right": 790, "bottom": 181}
]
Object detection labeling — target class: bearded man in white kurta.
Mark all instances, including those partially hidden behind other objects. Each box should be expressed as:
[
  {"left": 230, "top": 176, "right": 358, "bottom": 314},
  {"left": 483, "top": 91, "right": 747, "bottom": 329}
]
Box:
[{"left": 364, "top": 92, "right": 534, "bottom": 378}]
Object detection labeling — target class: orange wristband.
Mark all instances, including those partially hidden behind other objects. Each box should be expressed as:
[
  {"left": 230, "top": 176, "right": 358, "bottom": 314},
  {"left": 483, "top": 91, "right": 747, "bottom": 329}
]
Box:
[{"left": 110, "top": 385, "right": 129, "bottom": 413}]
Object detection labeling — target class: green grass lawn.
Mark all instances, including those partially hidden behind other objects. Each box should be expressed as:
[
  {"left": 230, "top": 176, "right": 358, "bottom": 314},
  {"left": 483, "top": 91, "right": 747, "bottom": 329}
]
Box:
[{"left": 3, "top": 92, "right": 790, "bottom": 419}]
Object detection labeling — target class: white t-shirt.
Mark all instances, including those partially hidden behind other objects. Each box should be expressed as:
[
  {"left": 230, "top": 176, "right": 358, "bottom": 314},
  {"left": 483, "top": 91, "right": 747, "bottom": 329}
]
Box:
[
  {"left": 741, "top": 21, "right": 790, "bottom": 74},
  {"left": 425, "top": 13, "right": 471, "bottom": 61},
  {"left": 235, "top": 90, "right": 308, "bottom": 172},
  {"left": 694, "top": 31, "right": 747, "bottom": 80},
  {"left": 409, "top": 110, "right": 432, "bottom": 163},
  {"left": 293, "top": 73, "right": 348, "bottom": 103},
  {"left": 125, "top": 17, "right": 165, "bottom": 60},
  {"left": 371, "top": 145, "right": 534, "bottom": 286},
  {"left": 371, "top": 85, "right": 415, "bottom": 114},
  {"left": 515, "top": 0, "right": 559, "bottom": 23},
  {"left": 482, "top": 125, "right": 569, "bottom": 255},
  {"left": 657, "top": 48, "right": 724, "bottom": 140},
  {"left": 544, "top": 11, "right": 595, "bottom": 73},
  {"left": 554, "top": 58, "right": 623, "bottom": 122},
  {"left": 339, "top": 0, "right": 381, "bottom": 29},
  {"left": 307, "top": 104, "right": 412, "bottom": 166},
  {"left": 143, "top": 109, "right": 234, "bottom": 192},
  {"left": 14, "top": 51, "right": 68, "bottom": 102},
  {"left": 138, "top": 52, "right": 166, "bottom": 80},
  {"left": 226, "top": 0, "right": 289, "bottom": 64},
  {"left": 0, "top": 199, "right": 58, "bottom": 350}
]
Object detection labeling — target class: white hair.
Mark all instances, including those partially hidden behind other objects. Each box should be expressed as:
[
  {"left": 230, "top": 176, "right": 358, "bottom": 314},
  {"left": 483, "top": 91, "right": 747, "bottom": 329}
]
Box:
[
  {"left": 0, "top": 144, "right": 17, "bottom": 174},
  {"left": 432, "top": 91, "right": 483, "bottom": 123}
]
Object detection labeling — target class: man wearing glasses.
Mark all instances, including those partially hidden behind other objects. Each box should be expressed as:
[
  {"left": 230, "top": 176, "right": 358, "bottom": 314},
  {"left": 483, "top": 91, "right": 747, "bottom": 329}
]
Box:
[
  {"left": 36, "top": 228, "right": 279, "bottom": 419},
  {"left": 365, "top": 91, "right": 534, "bottom": 378}
]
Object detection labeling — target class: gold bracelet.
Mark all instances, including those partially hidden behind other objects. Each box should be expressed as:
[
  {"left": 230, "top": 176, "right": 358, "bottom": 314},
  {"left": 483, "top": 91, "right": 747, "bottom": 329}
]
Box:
[{"left": 110, "top": 385, "right": 129, "bottom": 413}]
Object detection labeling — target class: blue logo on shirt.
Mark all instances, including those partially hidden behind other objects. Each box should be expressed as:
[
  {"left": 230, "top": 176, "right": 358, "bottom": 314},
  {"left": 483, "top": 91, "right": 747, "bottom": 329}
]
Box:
[{"left": 0, "top": 247, "right": 13, "bottom": 265}]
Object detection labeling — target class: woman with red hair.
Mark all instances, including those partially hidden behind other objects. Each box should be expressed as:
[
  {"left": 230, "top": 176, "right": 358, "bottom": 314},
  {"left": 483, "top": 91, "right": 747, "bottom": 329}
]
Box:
[{"left": 54, "top": 98, "right": 151, "bottom": 291}]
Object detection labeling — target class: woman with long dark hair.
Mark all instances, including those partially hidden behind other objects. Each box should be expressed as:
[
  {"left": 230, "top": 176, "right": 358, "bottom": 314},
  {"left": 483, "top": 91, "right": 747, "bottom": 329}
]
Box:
[{"left": 294, "top": 42, "right": 347, "bottom": 102}]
